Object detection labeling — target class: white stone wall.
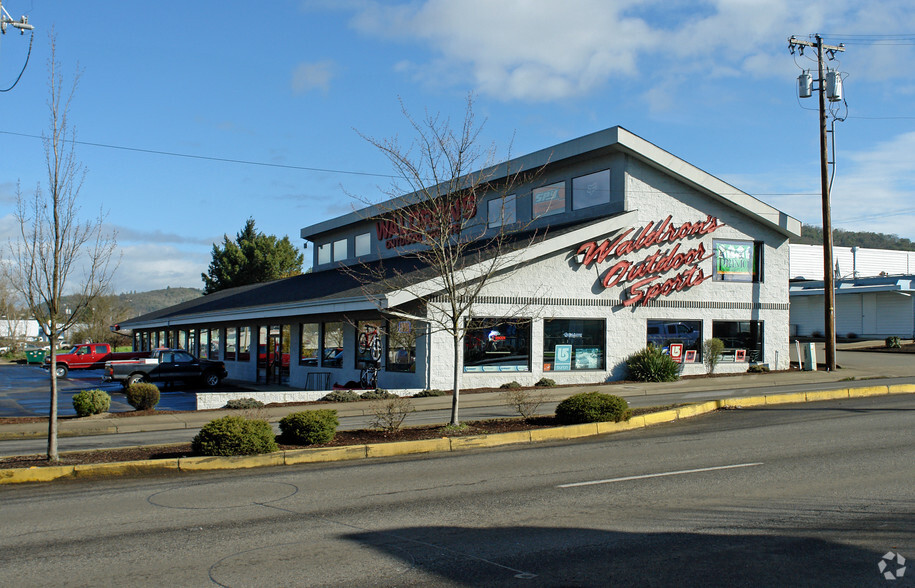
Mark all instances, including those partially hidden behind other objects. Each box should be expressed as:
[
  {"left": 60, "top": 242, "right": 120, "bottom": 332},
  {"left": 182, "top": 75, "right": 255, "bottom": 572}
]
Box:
[{"left": 427, "top": 158, "right": 792, "bottom": 389}]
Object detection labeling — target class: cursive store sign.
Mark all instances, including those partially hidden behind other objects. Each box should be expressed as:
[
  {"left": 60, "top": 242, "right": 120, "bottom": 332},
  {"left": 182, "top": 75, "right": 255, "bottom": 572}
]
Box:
[
  {"left": 375, "top": 194, "right": 477, "bottom": 249},
  {"left": 576, "top": 215, "right": 722, "bottom": 307}
]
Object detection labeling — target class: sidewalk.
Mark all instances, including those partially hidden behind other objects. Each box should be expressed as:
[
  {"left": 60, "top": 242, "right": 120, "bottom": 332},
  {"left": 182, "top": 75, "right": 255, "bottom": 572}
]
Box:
[{"left": 2, "top": 343, "right": 911, "bottom": 441}]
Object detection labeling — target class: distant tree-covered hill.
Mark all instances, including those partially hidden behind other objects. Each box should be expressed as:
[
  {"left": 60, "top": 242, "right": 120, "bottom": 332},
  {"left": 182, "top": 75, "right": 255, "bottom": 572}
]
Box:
[
  {"left": 116, "top": 287, "right": 203, "bottom": 317},
  {"left": 792, "top": 225, "right": 915, "bottom": 251}
]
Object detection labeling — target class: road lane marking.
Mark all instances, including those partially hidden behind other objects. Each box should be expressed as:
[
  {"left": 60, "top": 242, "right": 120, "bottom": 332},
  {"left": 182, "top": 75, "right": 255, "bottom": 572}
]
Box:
[{"left": 558, "top": 462, "right": 764, "bottom": 488}]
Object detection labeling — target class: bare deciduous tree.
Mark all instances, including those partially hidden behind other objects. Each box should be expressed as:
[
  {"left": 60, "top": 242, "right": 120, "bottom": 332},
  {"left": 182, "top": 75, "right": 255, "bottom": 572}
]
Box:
[
  {"left": 2, "top": 37, "right": 118, "bottom": 461},
  {"left": 348, "top": 96, "right": 543, "bottom": 425}
]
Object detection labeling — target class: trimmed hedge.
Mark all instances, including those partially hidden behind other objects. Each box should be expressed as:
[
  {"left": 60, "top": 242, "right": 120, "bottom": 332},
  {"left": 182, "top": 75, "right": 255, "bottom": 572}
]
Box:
[
  {"left": 125, "top": 382, "right": 160, "bottom": 411},
  {"left": 320, "top": 389, "right": 360, "bottom": 402},
  {"left": 192, "top": 415, "right": 278, "bottom": 456},
  {"left": 225, "top": 398, "right": 265, "bottom": 410},
  {"left": 72, "top": 389, "right": 111, "bottom": 417},
  {"left": 555, "top": 392, "right": 630, "bottom": 425},
  {"left": 359, "top": 389, "right": 398, "bottom": 400},
  {"left": 535, "top": 378, "right": 556, "bottom": 387},
  {"left": 626, "top": 346, "right": 680, "bottom": 382},
  {"left": 413, "top": 389, "right": 447, "bottom": 397},
  {"left": 279, "top": 410, "right": 339, "bottom": 445}
]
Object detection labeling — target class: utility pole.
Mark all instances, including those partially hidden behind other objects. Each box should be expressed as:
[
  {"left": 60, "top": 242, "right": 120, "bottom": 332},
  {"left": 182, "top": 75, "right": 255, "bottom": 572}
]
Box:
[{"left": 789, "top": 34, "right": 845, "bottom": 372}]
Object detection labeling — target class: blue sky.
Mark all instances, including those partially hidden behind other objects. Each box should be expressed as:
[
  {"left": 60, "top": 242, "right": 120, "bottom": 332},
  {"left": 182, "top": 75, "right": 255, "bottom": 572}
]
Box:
[{"left": 1, "top": 1, "right": 913, "bottom": 294}]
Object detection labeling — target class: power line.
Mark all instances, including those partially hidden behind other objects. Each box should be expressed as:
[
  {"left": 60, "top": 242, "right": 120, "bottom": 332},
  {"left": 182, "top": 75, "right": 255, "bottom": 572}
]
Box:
[{"left": 0, "top": 129, "right": 402, "bottom": 179}]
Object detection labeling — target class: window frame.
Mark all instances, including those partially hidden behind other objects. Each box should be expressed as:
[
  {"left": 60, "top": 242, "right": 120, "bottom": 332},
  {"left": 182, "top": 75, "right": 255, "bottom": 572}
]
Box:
[
  {"left": 713, "top": 239, "right": 763, "bottom": 282},
  {"left": 463, "top": 318, "right": 532, "bottom": 373},
  {"left": 542, "top": 318, "right": 606, "bottom": 371},
  {"left": 572, "top": 169, "right": 611, "bottom": 211}
]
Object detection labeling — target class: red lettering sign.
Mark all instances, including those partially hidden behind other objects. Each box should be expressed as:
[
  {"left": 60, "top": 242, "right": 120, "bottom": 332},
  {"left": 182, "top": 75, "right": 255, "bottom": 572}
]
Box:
[
  {"left": 575, "top": 215, "right": 722, "bottom": 307},
  {"left": 374, "top": 194, "right": 478, "bottom": 249}
]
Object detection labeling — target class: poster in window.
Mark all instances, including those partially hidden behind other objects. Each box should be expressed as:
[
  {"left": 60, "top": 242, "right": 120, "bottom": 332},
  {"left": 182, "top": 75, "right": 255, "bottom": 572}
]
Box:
[
  {"left": 532, "top": 183, "right": 565, "bottom": 217},
  {"left": 715, "top": 241, "right": 756, "bottom": 281},
  {"left": 553, "top": 344, "right": 572, "bottom": 371},
  {"left": 574, "top": 347, "right": 601, "bottom": 370},
  {"left": 684, "top": 350, "right": 697, "bottom": 363}
]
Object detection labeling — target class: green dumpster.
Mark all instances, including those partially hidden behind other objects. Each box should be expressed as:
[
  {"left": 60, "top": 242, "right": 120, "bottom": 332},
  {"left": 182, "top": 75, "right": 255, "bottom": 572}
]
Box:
[{"left": 25, "top": 349, "right": 47, "bottom": 364}]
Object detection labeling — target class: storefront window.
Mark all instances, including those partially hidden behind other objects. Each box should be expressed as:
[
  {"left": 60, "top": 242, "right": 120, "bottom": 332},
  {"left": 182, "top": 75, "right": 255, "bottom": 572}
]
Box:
[
  {"left": 487, "top": 194, "right": 517, "bottom": 228},
  {"left": 238, "top": 327, "right": 251, "bottom": 361},
  {"left": 646, "top": 319, "right": 702, "bottom": 362},
  {"left": 387, "top": 320, "right": 418, "bottom": 373},
  {"left": 543, "top": 319, "right": 605, "bottom": 371},
  {"left": 225, "top": 327, "right": 237, "bottom": 361},
  {"left": 357, "top": 320, "right": 383, "bottom": 366},
  {"left": 572, "top": 169, "right": 610, "bottom": 210},
  {"left": 187, "top": 329, "right": 197, "bottom": 356},
  {"left": 464, "top": 319, "right": 531, "bottom": 372},
  {"left": 532, "top": 182, "right": 566, "bottom": 218},
  {"left": 322, "top": 321, "right": 344, "bottom": 368},
  {"left": 209, "top": 328, "right": 221, "bottom": 360},
  {"left": 713, "top": 240, "right": 762, "bottom": 282},
  {"left": 713, "top": 321, "right": 763, "bottom": 363},
  {"left": 333, "top": 239, "right": 348, "bottom": 262},
  {"left": 299, "top": 323, "right": 320, "bottom": 365},
  {"left": 199, "top": 330, "right": 208, "bottom": 358}
]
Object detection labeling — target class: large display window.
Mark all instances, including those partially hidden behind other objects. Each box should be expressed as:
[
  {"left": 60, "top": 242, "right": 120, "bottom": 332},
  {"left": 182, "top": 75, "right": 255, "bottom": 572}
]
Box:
[
  {"left": 225, "top": 327, "right": 237, "bottom": 361},
  {"left": 543, "top": 319, "right": 605, "bottom": 371},
  {"left": 322, "top": 322, "right": 344, "bottom": 368},
  {"left": 387, "top": 319, "right": 418, "bottom": 373},
  {"left": 238, "top": 327, "right": 251, "bottom": 361},
  {"left": 713, "top": 321, "right": 763, "bottom": 363},
  {"left": 646, "top": 319, "right": 702, "bottom": 362},
  {"left": 532, "top": 182, "right": 566, "bottom": 217},
  {"left": 464, "top": 319, "right": 531, "bottom": 372},
  {"left": 299, "top": 323, "right": 320, "bottom": 365},
  {"left": 572, "top": 169, "right": 610, "bottom": 210}
]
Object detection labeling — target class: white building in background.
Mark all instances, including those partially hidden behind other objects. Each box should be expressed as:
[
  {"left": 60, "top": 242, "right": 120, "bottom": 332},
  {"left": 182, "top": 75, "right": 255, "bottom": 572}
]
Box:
[{"left": 789, "top": 245, "right": 915, "bottom": 339}]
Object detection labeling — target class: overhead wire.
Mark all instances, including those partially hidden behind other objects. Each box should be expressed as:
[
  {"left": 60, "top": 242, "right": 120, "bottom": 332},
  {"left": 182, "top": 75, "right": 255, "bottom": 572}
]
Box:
[{"left": 0, "top": 28, "right": 34, "bottom": 92}]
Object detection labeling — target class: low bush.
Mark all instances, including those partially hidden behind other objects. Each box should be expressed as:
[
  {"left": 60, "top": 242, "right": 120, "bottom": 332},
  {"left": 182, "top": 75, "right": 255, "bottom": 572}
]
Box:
[
  {"left": 192, "top": 415, "right": 278, "bottom": 456},
  {"left": 846, "top": 332, "right": 858, "bottom": 340},
  {"left": 503, "top": 387, "right": 545, "bottom": 421},
  {"left": 703, "top": 338, "right": 725, "bottom": 374},
  {"left": 72, "top": 389, "right": 111, "bottom": 417},
  {"left": 626, "top": 346, "right": 680, "bottom": 382},
  {"left": 413, "top": 389, "right": 447, "bottom": 397},
  {"left": 886, "top": 336, "right": 902, "bottom": 349},
  {"left": 555, "top": 392, "right": 630, "bottom": 425},
  {"left": 500, "top": 381, "right": 522, "bottom": 390},
  {"left": 535, "top": 377, "right": 556, "bottom": 387},
  {"left": 360, "top": 389, "right": 398, "bottom": 400},
  {"left": 125, "top": 382, "right": 160, "bottom": 411},
  {"left": 320, "top": 389, "right": 360, "bottom": 402},
  {"left": 279, "top": 410, "right": 339, "bottom": 445},
  {"left": 370, "top": 397, "right": 416, "bottom": 432},
  {"left": 225, "top": 398, "right": 265, "bottom": 410},
  {"left": 747, "top": 364, "right": 770, "bottom": 374}
]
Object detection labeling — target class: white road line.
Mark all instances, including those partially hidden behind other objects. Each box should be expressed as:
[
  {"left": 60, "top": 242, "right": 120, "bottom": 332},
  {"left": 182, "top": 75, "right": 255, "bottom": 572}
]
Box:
[{"left": 558, "top": 462, "right": 764, "bottom": 488}]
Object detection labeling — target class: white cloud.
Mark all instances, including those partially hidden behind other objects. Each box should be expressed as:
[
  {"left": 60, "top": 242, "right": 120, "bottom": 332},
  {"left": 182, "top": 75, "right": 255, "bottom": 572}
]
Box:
[
  {"left": 344, "top": 0, "right": 915, "bottom": 100},
  {"left": 114, "top": 244, "right": 209, "bottom": 293},
  {"left": 291, "top": 60, "right": 338, "bottom": 94}
]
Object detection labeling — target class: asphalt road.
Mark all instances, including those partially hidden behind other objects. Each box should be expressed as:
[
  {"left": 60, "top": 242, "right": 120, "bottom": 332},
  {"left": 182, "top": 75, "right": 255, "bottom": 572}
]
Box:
[{"left": 1, "top": 394, "right": 912, "bottom": 586}]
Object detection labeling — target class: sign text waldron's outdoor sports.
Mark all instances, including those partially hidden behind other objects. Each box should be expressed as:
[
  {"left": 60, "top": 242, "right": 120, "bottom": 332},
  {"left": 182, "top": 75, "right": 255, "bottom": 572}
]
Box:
[
  {"left": 576, "top": 215, "right": 722, "bottom": 307},
  {"left": 375, "top": 194, "right": 477, "bottom": 249}
]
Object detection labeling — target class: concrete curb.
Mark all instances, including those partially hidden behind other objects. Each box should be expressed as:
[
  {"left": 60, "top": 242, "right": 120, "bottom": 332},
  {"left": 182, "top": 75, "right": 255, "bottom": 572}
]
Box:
[{"left": 1, "top": 384, "right": 910, "bottom": 485}]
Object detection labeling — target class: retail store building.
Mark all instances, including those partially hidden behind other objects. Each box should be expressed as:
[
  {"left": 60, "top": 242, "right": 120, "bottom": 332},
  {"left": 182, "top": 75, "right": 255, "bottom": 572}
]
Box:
[{"left": 116, "top": 127, "right": 801, "bottom": 394}]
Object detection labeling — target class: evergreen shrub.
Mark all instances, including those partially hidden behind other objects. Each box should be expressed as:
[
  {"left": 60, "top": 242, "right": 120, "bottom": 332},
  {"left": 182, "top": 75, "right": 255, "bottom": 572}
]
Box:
[
  {"left": 279, "top": 410, "right": 339, "bottom": 445},
  {"left": 500, "top": 381, "right": 522, "bottom": 389},
  {"left": 886, "top": 336, "right": 902, "bottom": 349},
  {"left": 413, "top": 389, "right": 447, "bottom": 397},
  {"left": 225, "top": 398, "right": 265, "bottom": 409},
  {"left": 555, "top": 392, "right": 630, "bottom": 425},
  {"left": 192, "top": 415, "right": 278, "bottom": 456},
  {"left": 72, "top": 389, "right": 111, "bottom": 417},
  {"left": 626, "top": 346, "right": 680, "bottom": 382},
  {"left": 126, "top": 382, "right": 160, "bottom": 411},
  {"left": 320, "top": 389, "right": 360, "bottom": 402},
  {"left": 360, "top": 389, "right": 398, "bottom": 400},
  {"left": 535, "top": 377, "right": 556, "bottom": 387}
]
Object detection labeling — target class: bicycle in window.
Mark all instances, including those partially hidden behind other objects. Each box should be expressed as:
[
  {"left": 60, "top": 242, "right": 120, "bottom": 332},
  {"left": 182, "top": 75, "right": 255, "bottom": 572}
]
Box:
[{"left": 358, "top": 324, "right": 383, "bottom": 389}]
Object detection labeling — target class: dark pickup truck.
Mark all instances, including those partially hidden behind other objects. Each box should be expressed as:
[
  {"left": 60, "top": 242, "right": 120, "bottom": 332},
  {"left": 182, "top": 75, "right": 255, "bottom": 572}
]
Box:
[{"left": 103, "top": 348, "right": 228, "bottom": 388}]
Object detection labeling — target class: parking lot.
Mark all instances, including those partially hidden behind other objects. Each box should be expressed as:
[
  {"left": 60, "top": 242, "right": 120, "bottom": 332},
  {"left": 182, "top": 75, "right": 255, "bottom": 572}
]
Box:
[{"left": 0, "top": 363, "right": 197, "bottom": 417}]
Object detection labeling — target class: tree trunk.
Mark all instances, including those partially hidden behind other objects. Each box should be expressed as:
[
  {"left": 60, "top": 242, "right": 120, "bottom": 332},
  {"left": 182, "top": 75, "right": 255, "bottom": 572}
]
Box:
[
  {"left": 450, "top": 331, "right": 461, "bottom": 425},
  {"left": 47, "top": 342, "right": 59, "bottom": 462}
]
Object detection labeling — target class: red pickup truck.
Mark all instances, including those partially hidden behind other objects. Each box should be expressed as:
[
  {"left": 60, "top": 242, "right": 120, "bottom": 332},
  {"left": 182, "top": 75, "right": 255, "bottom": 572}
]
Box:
[{"left": 44, "top": 343, "right": 150, "bottom": 378}]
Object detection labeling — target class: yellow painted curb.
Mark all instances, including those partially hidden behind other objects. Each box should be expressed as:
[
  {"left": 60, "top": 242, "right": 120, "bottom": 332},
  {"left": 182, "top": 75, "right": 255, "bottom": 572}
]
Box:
[
  {"left": 450, "top": 430, "right": 532, "bottom": 450},
  {"left": 74, "top": 459, "right": 179, "bottom": 478},
  {"left": 720, "top": 395, "right": 767, "bottom": 408},
  {"left": 366, "top": 438, "right": 451, "bottom": 458},
  {"left": 676, "top": 401, "right": 718, "bottom": 419},
  {"left": 284, "top": 445, "right": 367, "bottom": 465},
  {"left": 764, "top": 392, "right": 806, "bottom": 405},
  {"left": 887, "top": 383, "right": 915, "bottom": 395},
  {"left": 806, "top": 389, "right": 848, "bottom": 402},
  {"left": 0, "top": 465, "right": 75, "bottom": 484},
  {"left": 529, "top": 423, "right": 599, "bottom": 442},
  {"left": 595, "top": 419, "right": 642, "bottom": 434},
  {"left": 179, "top": 452, "right": 284, "bottom": 471},
  {"left": 641, "top": 409, "right": 679, "bottom": 425}
]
